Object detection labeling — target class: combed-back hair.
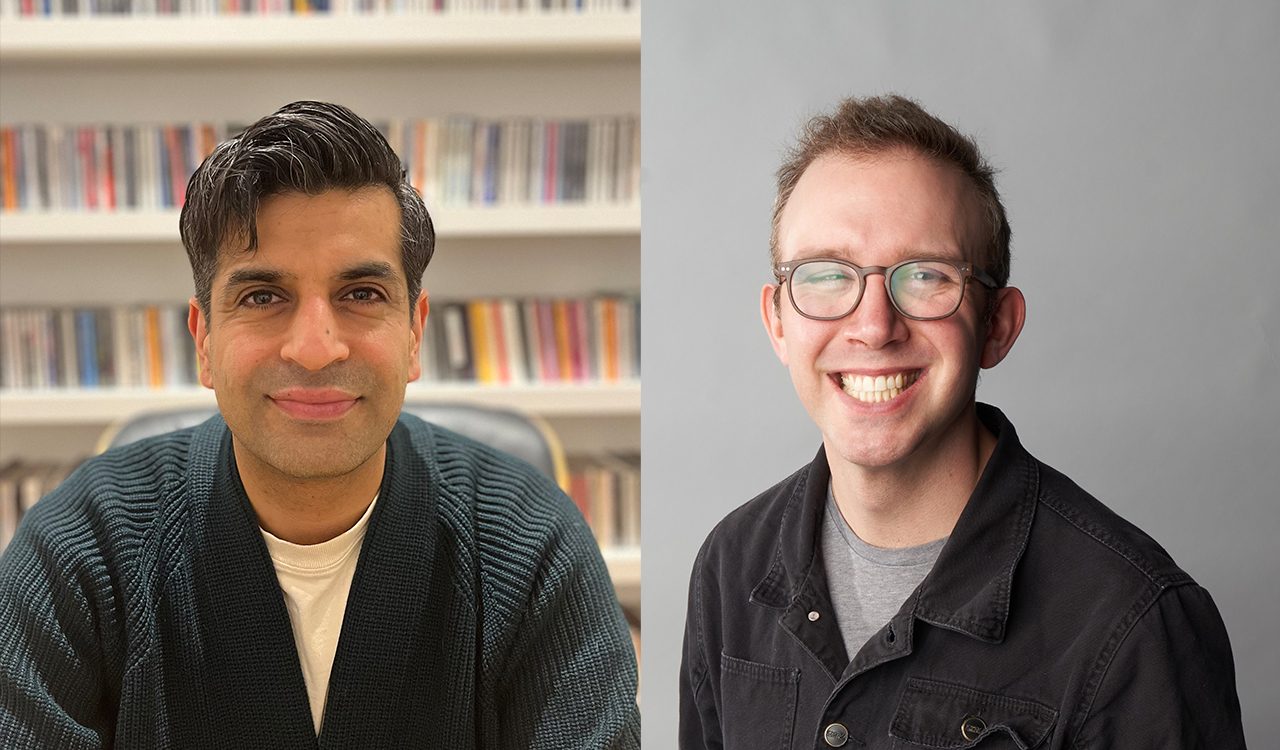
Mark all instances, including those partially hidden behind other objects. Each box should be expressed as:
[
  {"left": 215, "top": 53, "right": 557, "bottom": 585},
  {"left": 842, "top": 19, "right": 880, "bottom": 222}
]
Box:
[
  {"left": 772, "top": 95, "right": 1010, "bottom": 290},
  {"left": 180, "top": 100, "right": 434, "bottom": 318}
]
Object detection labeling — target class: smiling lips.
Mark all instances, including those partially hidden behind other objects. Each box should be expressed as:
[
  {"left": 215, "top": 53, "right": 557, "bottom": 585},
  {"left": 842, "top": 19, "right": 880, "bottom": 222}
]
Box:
[
  {"left": 269, "top": 388, "right": 359, "bottom": 420},
  {"left": 838, "top": 371, "right": 921, "bottom": 404}
]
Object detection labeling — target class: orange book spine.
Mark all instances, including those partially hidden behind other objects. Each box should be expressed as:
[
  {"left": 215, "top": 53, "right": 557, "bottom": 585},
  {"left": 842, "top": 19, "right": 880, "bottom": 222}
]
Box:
[
  {"left": 164, "top": 126, "right": 185, "bottom": 207},
  {"left": 1, "top": 129, "right": 16, "bottom": 211},
  {"left": 467, "top": 301, "right": 492, "bottom": 384},
  {"left": 603, "top": 298, "right": 619, "bottom": 381},
  {"left": 551, "top": 300, "right": 573, "bottom": 382},
  {"left": 201, "top": 124, "right": 218, "bottom": 162},
  {"left": 489, "top": 301, "right": 510, "bottom": 384},
  {"left": 145, "top": 306, "right": 165, "bottom": 387}
]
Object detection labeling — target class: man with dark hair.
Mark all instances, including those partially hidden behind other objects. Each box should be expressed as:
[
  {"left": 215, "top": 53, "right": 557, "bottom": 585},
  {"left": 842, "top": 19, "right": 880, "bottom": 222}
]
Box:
[
  {"left": 0, "top": 101, "right": 639, "bottom": 749},
  {"left": 680, "top": 95, "right": 1244, "bottom": 748}
]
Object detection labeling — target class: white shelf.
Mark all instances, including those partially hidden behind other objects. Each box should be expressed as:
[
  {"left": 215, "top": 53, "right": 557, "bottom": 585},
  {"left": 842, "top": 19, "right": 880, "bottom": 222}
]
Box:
[
  {"left": 0, "top": 381, "right": 640, "bottom": 425},
  {"left": 0, "top": 204, "right": 641, "bottom": 244},
  {"left": 0, "top": 14, "right": 640, "bottom": 61}
]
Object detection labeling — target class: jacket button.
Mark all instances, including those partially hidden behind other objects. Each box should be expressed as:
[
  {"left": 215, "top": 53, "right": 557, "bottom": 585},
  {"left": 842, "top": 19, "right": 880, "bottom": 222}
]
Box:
[
  {"left": 960, "top": 715, "right": 987, "bottom": 740},
  {"left": 822, "top": 722, "right": 849, "bottom": 747},
  {"left": 807, "top": 610, "right": 821, "bottom": 622}
]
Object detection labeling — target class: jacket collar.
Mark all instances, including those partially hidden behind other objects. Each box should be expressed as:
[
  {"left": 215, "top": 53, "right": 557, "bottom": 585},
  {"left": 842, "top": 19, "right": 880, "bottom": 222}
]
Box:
[
  {"left": 184, "top": 415, "right": 441, "bottom": 747},
  {"left": 751, "top": 403, "right": 1039, "bottom": 644}
]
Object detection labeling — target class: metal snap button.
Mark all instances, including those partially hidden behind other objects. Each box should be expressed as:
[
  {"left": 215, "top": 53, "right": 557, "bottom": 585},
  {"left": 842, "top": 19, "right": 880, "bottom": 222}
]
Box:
[
  {"left": 807, "top": 610, "right": 820, "bottom": 621},
  {"left": 823, "top": 722, "right": 849, "bottom": 747},
  {"left": 960, "top": 715, "right": 987, "bottom": 741}
]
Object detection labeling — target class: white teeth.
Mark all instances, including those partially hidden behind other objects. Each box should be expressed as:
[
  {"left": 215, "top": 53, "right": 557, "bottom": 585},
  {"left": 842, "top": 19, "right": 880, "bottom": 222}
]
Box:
[{"left": 838, "top": 370, "right": 919, "bottom": 403}]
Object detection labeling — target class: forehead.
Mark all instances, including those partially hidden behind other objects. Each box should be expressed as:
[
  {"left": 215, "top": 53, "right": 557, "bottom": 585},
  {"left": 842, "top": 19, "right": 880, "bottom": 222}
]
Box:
[
  {"left": 777, "top": 150, "right": 986, "bottom": 262},
  {"left": 216, "top": 187, "right": 403, "bottom": 281}
]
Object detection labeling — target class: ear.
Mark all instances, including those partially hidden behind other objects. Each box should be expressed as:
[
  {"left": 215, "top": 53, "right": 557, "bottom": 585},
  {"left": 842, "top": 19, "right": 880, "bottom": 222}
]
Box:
[
  {"left": 980, "top": 286, "right": 1026, "bottom": 369},
  {"left": 407, "top": 290, "right": 429, "bottom": 383},
  {"left": 761, "top": 283, "right": 789, "bottom": 365},
  {"left": 188, "top": 297, "right": 214, "bottom": 389}
]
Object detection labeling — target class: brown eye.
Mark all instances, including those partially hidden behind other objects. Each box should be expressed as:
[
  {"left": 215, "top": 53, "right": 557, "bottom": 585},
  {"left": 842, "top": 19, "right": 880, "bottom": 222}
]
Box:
[
  {"left": 241, "top": 291, "right": 280, "bottom": 307},
  {"left": 345, "top": 288, "right": 385, "bottom": 304}
]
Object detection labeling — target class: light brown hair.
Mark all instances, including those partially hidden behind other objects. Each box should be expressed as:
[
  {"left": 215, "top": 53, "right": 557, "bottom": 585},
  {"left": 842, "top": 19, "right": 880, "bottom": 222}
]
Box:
[{"left": 771, "top": 95, "right": 1010, "bottom": 290}]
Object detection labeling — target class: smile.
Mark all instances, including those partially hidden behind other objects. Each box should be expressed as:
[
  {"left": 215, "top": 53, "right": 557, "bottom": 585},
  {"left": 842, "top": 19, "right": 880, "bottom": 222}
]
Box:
[
  {"left": 269, "top": 388, "right": 360, "bottom": 420},
  {"left": 837, "top": 370, "right": 921, "bottom": 404}
]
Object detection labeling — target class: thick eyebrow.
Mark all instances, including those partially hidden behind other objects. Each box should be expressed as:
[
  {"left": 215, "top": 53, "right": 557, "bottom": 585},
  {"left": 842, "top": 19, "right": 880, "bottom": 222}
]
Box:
[
  {"left": 225, "top": 267, "right": 290, "bottom": 288},
  {"left": 337, "top": 261, "right": 397, "bottom": 283},
  {"left": 220, "top": 267, "right": 292, "bottom": 305}
]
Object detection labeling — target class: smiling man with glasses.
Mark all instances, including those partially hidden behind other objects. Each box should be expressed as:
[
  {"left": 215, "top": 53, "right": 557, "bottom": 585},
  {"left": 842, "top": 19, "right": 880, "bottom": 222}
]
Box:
[{"left": 680, "top": 95, "right": 1244, "bottom": 749}]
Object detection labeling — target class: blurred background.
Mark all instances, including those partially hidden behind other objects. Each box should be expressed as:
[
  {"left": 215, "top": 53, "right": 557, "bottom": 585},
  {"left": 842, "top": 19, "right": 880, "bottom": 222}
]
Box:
[
  {"left": 642, "top": 1, "right": 1279, "bottom": 745},
  {"left": 0, "top": 2, "right": 640, "bottom": 649}
]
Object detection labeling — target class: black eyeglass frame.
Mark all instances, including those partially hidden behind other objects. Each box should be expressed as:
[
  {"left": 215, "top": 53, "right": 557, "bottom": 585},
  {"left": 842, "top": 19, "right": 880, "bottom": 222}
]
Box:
[{"left": 772, "top": 257, "right": 999, "bottom": 321}]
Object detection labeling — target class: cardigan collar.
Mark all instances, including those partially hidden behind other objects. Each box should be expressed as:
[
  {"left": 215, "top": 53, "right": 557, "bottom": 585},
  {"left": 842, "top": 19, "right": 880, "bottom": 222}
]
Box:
[{"left": 184, "top": 415, "right": 441, "bottom": 748}]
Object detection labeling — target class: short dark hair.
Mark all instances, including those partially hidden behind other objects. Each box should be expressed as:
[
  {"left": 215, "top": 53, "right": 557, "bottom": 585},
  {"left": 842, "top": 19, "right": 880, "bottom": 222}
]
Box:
[
  {"left": 772, "top": 95, "right": 1010, "bottom": 289},
  {"left": 180, "top": 101, "right": 434, "bottom": 318}
]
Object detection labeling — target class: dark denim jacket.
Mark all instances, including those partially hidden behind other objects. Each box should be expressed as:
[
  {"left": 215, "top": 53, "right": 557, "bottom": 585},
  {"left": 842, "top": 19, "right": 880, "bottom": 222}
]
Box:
[{"left": 680, "top": 405, "right": 1245, "bottom": 749}]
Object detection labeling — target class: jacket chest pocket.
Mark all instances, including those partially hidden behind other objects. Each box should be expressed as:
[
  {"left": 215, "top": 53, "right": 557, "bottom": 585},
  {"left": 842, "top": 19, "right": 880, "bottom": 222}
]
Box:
[
  {"left": 720, "top": 652, "right": 800, "bottom": 750},
  {"left": 889, "top": 677, "right": 1057, "bottom": 750}
]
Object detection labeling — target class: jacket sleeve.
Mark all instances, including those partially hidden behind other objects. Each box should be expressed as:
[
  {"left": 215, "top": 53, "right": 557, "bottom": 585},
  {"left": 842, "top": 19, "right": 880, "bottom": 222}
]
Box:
[
  {"left": 0, "top": 514, "right": 112, "bottom": 750},
  {"left": 1074, "top": 583, "right": 1246, "bottom": 748},
  {"left": 486, "top": 500, "right": 640, "bottom": 750},
  {"left": 679, "top": 540, "right": 723, "bottom": 750}
]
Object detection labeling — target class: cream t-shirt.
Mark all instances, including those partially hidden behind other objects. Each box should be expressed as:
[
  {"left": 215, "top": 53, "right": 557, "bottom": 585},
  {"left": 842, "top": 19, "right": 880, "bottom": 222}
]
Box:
[{"left": 260, "top": 495, "right": 377, "bottom": 736}]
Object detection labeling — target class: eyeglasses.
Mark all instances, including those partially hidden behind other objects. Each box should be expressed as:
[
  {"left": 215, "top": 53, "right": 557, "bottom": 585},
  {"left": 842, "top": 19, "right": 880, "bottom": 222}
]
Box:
[{"left": 773, "top": 257, "right": 997, "bottom": 321}]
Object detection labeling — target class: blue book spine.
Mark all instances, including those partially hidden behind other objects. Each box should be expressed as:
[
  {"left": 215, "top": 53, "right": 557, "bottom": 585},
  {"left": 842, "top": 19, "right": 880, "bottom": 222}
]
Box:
[
  {"left": 159, "top": 129, "right": 172, "bottom": 209},
  {"left": 76, "top": 310, "right": 98, "bottom": 387}
]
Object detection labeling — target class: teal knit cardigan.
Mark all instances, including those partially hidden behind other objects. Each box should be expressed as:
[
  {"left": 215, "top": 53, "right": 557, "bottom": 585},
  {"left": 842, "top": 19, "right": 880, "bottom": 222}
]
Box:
[{"left": 0, "top": 414, "right": 639, "bottom": 749}]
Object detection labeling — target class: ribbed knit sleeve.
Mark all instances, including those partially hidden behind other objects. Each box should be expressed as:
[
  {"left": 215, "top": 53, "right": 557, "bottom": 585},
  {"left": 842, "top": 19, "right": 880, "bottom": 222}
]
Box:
[
  {"left": 0, "top": 434, "right": 188, "bottom": 750},
  {"left": 428, "top": 428, "right": 641, "bottom": 750}
]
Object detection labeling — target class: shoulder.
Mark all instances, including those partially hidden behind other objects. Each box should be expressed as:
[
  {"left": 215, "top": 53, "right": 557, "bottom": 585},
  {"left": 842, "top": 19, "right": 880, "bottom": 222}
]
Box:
[
  {"left": 0, "top": 425, "right": 202, "bottom": 640},
  {"left": 394, "top": 412, "right": 603, "bottom": 599},
  {"left": 1031, "top": 458, "right": 1190, "bottom": 589},
  {"left": 692, "top": 460, "right": 809, "bottom": 586},
  {"left": 395, "top": 411, "right": 570, "bottom": 523},
  {"left": 9, "top": 427, "right": 196, "bottom": 561}
]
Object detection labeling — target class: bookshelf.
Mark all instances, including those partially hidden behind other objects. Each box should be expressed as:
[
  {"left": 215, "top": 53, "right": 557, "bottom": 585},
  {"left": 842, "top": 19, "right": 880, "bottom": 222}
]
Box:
[
  {"left": 0, "top": 15, "right": 641, "bottom": 61},
  {"left": 0, "top": 205, "right": 640, "bottom": 243},
  {"left": 0, "top": 11, "right": 640, "bottom": 607}
]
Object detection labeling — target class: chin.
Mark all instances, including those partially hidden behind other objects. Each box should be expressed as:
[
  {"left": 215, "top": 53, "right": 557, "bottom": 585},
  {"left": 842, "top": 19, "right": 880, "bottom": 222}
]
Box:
[
  {"left": 256, "top": 442, "right": 380, "bottom": 481},
  {"left": 823, "top": 429, "right": 916, "bottom": 471}
]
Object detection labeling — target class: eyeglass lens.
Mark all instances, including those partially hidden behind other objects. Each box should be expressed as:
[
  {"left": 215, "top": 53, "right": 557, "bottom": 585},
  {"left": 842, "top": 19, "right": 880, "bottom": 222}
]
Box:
[{"left": 788, "top": 259, "right": 967, "bottom": 319}]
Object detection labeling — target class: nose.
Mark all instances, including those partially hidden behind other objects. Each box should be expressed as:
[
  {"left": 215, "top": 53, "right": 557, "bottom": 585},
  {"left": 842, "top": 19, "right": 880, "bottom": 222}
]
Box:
[
  {"left": 839, "top": 272, "right": 909, "bottom": 349},
  {"left": 279, "top": 297, "right": 350, "bottom": 371}
]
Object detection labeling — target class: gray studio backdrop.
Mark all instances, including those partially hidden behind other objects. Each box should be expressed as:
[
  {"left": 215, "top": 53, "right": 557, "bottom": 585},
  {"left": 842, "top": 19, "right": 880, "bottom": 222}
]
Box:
[{"left": 640, "top": 2, "right": 1279, "bottom": 746}]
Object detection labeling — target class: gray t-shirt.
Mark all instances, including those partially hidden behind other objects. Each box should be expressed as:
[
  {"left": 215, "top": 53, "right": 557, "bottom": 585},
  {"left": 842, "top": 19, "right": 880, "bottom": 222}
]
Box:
[{"left": 821, "top": 485, "right": 947, "bottom": 657}]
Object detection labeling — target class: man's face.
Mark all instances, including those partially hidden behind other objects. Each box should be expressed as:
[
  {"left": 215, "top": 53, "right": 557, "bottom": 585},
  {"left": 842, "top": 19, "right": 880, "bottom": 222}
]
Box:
[
  {"left": 763, "top": 151, "right": 1019, "bottom": 473},
  {"left": 190, "top": 187, "right": 426, "bottom": 482}
]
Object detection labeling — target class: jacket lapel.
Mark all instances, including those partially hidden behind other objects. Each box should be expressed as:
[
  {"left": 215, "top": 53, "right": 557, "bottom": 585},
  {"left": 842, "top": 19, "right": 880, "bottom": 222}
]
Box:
[
  {"left": 317, "top": 420, "right": 442, "bottom": 749},
  {"left": 187, "top": 421, "right": 318, "bottom": 749}
]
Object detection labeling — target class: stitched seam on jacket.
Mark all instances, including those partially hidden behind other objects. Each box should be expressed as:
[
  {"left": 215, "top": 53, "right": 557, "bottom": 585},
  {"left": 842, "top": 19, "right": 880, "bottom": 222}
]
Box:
[
  {"left": 1068, "top": 581, "right": 1189, "bottom": 747},
  {"left": 1037, "top": 492, "right": 1180, "bottom": 586}
]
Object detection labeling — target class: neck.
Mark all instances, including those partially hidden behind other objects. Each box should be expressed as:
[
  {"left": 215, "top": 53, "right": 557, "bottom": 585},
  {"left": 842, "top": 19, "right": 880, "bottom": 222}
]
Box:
[
  {"left": 828, "top": 405, "right": 996, "bottom": 548},
  {"left": 233, "top": 438, "right": 385, "bottom": 545}
]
